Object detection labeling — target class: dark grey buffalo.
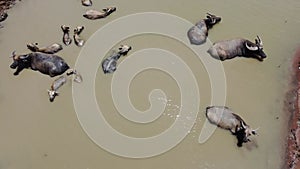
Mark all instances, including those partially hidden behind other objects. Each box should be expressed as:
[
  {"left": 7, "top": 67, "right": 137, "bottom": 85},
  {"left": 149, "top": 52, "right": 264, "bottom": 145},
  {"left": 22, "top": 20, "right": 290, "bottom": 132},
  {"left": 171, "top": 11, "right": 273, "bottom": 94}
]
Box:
[
  {"left": 187, "top": 13, "right": 221, "bottom": 45},
  {"left": 207, "top": 36, "right": 267, "bottom": 61},
  {"left": 83, "top": 7, "right": 116, "bottom": 20},
  {"left": 102, "top": 45, "right": 132, "bottom": 74},
  {"left": 206, "top": 106, "right": 258, "bottom": 147},
  {"left": 102, "top": 51, "right": 121, "bottom": 74},
  {"left": 10, "top": 51, "right": 69, "bottom": 77}
]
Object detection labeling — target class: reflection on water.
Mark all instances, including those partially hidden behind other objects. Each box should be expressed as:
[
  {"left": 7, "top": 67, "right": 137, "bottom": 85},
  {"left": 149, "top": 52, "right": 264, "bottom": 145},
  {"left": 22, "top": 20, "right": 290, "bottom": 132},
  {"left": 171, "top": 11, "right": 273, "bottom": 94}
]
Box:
[{"left": 0, "top": 0, "right": 299, "bottom": 168}]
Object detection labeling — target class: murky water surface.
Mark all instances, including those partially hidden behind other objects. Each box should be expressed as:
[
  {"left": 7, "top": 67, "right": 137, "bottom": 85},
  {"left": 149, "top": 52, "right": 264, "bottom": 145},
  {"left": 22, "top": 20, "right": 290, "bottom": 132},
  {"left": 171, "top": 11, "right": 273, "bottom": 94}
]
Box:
[{"left": 0, "top": 0, "right": 299, "bottom": 169}]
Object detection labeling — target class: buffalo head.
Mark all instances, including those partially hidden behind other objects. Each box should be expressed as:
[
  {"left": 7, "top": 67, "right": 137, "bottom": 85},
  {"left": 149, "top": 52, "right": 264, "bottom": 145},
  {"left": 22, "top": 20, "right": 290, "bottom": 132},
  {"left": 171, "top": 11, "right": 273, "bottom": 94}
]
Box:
[
  {"left": 205, "top": 13, "right": 221, "bottom": 28},
  {"left": 9, "top": 51, "right": 31, "bottom": 75},
  {"left": 47, "top": 89, "right": 59, "bottom": 102},
  {"left": 235, "top": 121, "right": 258, "bottom": 147},
  {"left": 10, "top": 51, "right": 29, "bottom": 68},
  {"left": 245, "top": 36, "right": 267, "bottom": 61}
]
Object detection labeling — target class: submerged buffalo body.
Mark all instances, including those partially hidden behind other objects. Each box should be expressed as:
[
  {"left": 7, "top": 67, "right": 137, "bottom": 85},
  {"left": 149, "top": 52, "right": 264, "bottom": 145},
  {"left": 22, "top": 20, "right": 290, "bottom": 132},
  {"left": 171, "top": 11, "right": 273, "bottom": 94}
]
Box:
[
  {"left": 102, "top": 51, "right": 121, "bottom": 74},
  {"left": 83, "top": 7, "right": 116, "bottom": 20},
  {"left": 187, "top": 13, "right": 221, "bottom": 45},
  {"left": 27, "top": 42, "right": 63, "bottom": 54},
  {"left": 102, "top": 45, "right": 132, "bottom": 74},
  {"left": 81, "top": 0, "right": 92, "bottom": 6},
  {"left": 207, "top": 36, "right": 267, "bottom": 61},
  {"left": 73, "top": 26, "right": 85, "bottom": 47},
  {"left": 48, "top": 75, "right": 67, "bottom": 102},
  {"left": 206, "top": 106, "right": 258, "bottom": 147},
  {"left": 61, "top": 25, "right": 72, "bottom": 46},
  {"left": 10, "top": 52, "right": 69, "bottom": 77}
]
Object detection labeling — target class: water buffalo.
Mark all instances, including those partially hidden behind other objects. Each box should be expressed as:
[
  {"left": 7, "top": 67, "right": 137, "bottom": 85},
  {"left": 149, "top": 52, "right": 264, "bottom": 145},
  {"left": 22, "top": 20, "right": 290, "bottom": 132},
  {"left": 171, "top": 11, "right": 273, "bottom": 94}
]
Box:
[
  {"left": 81, "top": 0, "right": 92, "bottom": 6},
  {"left": 27, "top": 42, "right": 63, "bottom": 54},
  {"left": 103, "top": 7, "right": 116, "bottom": 16},
  {"left": 61, "top": 25, "right": 72, "bottom": 46},
  {"left": 48, "top": 75, "right": 67, "bottom": 102},
  {"left": 83, "top": 7, "right": 116, "bottom": 20},
  {"left": 0, "top": 11, "right": 8, "bottom": 28},
  {"left": 187, "top": 13, "right": 221, "bottom": 45},
  {"left": 207, "top": 36, "right": 267, "bottom": 61},
  {"left": 102, "top": 45, "right": 132, "bottom": 74},
  {"left": 73, "top": 26, "right": 85, "bottom": 47},
  {"left": 48, "top": 69, "right": 82, "bottom": 102},
  {"left": 10, "top": 51, "right": 69, "bottom": 77},
  {"left": 102, "top": 51, "right": 121, "bottom": 74},
  {"left": 118, "top": 45, "right": 132, "bottom": 55},
  {"left": 206, "top": 106, "right": 258, "bottom": 147}
]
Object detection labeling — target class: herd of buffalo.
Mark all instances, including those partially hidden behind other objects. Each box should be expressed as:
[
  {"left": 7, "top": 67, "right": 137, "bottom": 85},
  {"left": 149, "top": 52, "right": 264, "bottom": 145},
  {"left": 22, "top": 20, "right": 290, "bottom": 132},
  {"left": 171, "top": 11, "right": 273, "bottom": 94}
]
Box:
[
  {"left": 188, "top": 13, "right": 265, "bottom": 147},
  {"left": 3, "top": 0, "right": 268, "bottom": 148}
]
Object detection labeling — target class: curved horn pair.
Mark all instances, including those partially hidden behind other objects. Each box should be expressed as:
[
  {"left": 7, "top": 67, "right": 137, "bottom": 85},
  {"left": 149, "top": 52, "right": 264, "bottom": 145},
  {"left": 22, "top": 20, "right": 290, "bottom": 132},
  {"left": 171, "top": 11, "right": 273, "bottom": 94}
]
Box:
[
  {"left": 206, "top": 13, "right": 217, "bottom": 24},
  {"left": 246, "top": 42, "right": 258, "bottom": 51},
  {"left": 256, "top": 35, "right": 263, "bottom": 46}
]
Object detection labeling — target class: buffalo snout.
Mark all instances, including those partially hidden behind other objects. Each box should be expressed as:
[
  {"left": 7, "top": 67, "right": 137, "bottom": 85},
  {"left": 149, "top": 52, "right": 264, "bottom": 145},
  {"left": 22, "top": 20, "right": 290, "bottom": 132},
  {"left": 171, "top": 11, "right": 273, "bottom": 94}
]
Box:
[
  {"left": 260, "top": 51, "right": 267, "bottom": 59},
  {"left": 10, "top": 61, "right": 18, "bottom": 69},
  {"left": 215, "top": 17, "right": 221, "bottom": 23}
]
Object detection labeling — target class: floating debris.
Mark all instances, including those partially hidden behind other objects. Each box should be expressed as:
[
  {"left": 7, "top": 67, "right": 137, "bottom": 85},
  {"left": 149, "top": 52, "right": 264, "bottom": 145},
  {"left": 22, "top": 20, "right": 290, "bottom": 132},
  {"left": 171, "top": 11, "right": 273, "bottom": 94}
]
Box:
[{"left": 102, "top": 50, "right": 121, "bottom": 74}]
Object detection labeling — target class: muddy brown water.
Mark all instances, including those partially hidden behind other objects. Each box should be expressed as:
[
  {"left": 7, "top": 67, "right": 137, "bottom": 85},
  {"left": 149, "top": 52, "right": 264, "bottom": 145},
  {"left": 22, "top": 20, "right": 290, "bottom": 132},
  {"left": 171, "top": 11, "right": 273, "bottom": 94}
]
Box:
[{"left": 0, "top": 0, "right": 299, "bottom": 169}]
